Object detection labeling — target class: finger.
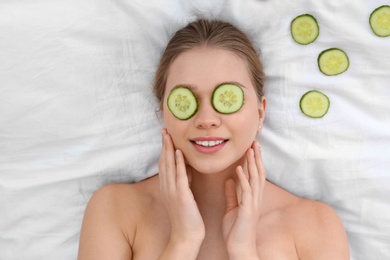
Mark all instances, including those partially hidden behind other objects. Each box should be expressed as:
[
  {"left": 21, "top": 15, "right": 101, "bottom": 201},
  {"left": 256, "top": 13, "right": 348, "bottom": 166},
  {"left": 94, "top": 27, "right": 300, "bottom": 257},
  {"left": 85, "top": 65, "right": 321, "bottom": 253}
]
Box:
[
  {"left": 175, "top": 149, "right": 190, "bottom": 192},
  {"left": 247, "top": 147, "right": 259, "bottom": 198},
  {"left": 159, "top": 130, "right": 167, "bottom": 191},
  {"left": 253, "top": 141, "right": 266, "bottom": 206},
  {"left": 163, "top": 131, "right": 177, "bottom": 192},
  {"left": 242, "top": 153, "right": 249, "bottom": 180},
  {"left": 253, "top": 141, "right": 266, "bottom": 185},
  {"left": 224, "top": 178, "right": 238, "bottom": 213},
  {"left": 236, "top": 165, "right": 252, "bottom": 206},
  {"left": 186, "top": 166, "right": 193, "bottom": 188}
]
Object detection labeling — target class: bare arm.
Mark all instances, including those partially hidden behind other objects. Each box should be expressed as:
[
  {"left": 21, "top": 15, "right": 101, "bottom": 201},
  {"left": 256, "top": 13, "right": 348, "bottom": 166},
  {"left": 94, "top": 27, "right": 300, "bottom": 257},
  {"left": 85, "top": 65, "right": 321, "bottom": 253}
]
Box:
[{"left": 78, "top": 185, "right": 133, "bottom": 260}]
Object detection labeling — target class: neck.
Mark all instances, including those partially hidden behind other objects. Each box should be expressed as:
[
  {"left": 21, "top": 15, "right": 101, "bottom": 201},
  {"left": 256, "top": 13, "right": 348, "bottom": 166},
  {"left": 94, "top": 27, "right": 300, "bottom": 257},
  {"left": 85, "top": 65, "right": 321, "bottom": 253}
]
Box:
[{"left": 188, "top": 157, "right": 245, "bottom": 220}]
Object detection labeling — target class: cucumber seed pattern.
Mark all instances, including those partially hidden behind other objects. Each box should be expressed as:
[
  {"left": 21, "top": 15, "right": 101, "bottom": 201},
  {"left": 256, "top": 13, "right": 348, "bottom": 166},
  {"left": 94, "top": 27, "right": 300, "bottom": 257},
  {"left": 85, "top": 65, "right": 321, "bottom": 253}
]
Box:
[
  {"left": 290, "top": 14, "right": 319, "bottom": 45},
  {"left": 218, "top": 89, "right": 238, "bottom": 108},
  {"left": 306, "top": 96, "right": 324, "bottom": 113},
  {"left": 175, "top": 94, "right": 191, "bottom": 112},
  {"left": 324, "top": 55, "right": 343, "bottom": 71},
  {"left": 297, "top": 21, "right": 314, "bottom": 37},
  {"left": 377, "top": 12, "right": 390, "bottom": 29},
  {"left": 370, "top": 5, "right": 390, "bottom": 37},
  {"left": 212, "top": 84, "right": 244, "bottom": 114},
  {"left": 318, "top": 48, "right": 349, "bottom": 76},
  {"left": 300, "top": 90, "right": 329, "bottom": 118},
  {"left": 167, "top": 87, "right": 198, "bottom": 120}
]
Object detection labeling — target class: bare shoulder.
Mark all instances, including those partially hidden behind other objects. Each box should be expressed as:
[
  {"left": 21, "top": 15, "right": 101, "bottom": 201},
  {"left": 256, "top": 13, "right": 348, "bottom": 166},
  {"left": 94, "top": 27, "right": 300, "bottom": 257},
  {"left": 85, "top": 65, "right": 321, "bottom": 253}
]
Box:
[
  {"left": 89, "top": 175, "right": 159, "bottom": 211},
  {"left": 263, "top": 181, "right": 350, "bottom": 259},
  {"left": 78, "top": 175, "right": 159, "bottom": 260},
  {"left": 84, "top": 175, "right": 159, "bottom": 224}
]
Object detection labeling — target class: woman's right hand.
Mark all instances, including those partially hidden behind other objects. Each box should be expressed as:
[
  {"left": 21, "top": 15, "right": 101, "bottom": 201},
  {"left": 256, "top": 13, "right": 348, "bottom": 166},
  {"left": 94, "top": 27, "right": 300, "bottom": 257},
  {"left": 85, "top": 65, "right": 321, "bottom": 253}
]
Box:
[{"left": 158, "top": 129, "right": 205, "bottom": 258}]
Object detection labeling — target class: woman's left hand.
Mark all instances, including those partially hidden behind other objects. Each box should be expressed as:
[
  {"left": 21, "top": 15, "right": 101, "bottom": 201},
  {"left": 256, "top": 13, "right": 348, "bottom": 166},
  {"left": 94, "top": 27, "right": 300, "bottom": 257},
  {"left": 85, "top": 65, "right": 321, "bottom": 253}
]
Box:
[{"left": 222, "top": 141, "right": 266, "bottom": 259}]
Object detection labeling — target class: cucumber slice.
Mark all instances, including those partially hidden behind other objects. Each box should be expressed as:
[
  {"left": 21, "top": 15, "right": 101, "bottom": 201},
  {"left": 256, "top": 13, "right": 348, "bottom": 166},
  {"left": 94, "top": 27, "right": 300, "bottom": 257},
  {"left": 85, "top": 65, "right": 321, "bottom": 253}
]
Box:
[
  {"left": 300, "top": 90, "right": 330, "bottom": 118},
  {"left": 291, "top": 14, "right": 319, "bottom": 45},
  {"left": 318, "top": 48, "right": 349, "bottom": 76},
  {"left": 369, "top": 5, "right": 390, "bottom": 37},
  {"left": 167, "top": 87, "right": 198, "bottom": 120},
  {"left": 212, "top": 84, "right": 244, "bottom": 114}
]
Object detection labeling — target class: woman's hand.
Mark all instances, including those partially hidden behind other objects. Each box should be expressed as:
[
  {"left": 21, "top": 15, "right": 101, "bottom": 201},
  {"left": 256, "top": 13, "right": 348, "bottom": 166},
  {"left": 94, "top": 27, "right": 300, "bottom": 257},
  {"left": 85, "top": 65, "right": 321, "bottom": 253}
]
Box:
[
  {"left": 158, "top": 129, "right": 205, "bottom": 259},
  {"left": 222, "top": 141, "right": 266, "bottom": 259}
]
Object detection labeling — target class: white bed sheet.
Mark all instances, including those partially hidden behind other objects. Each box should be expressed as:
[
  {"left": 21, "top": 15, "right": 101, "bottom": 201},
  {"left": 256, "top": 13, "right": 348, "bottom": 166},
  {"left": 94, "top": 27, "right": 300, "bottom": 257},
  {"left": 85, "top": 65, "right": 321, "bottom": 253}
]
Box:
[{"left": 1, "top": 0, "right": 389, "bottom": 259}]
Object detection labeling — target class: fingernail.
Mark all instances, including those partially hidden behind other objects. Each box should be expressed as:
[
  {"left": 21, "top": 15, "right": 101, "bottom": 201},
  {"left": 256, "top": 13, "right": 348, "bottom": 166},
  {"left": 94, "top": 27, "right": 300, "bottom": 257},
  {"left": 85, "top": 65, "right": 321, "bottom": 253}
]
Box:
[
  {"left": 256, "top": 141, "right": 262, "bottom": 151},
  {"left": 175, "top": 149, "right": 179, "bottom": 158}
]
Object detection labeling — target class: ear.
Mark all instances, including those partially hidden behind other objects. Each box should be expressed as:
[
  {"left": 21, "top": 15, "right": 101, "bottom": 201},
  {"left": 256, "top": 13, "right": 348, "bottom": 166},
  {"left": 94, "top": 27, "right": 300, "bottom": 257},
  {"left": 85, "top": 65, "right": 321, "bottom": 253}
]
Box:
[
  {"left": 258, "top": 96, "right": 266, "bottom": 125},
  {"left": 256, "top": 96, "right": 266, "bottom": 134}
]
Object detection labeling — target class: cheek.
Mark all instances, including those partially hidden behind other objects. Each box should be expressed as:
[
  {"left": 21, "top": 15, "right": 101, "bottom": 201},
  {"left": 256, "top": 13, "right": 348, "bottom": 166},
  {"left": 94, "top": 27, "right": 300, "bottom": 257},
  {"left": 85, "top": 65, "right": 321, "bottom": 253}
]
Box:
[
  {"left": 240, "top": 116, "right": 258, "bottom": 138},
  {"left": 229, "top": 118, "right": 256, "bottom": 147},
  {"left": 162, "top": 111, "right": 186, "bottom": 147},
  {"left": 239, "top": 102, "right": 260, "bottom": 133},
  {"left": 163, "top": 112, "right": 176, "bottom": 134}
]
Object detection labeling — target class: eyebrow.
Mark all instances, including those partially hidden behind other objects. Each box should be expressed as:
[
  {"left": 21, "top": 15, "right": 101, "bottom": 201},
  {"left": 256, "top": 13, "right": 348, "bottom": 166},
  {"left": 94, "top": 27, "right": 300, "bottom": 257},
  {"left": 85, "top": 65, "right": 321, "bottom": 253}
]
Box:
[
  {"left": 170, "top": 81, "right": 246, "bottom": 93},
  {"left": 170, "top": 84, "right": 198, "bottom": 92},
  {"left": 216, "top": 81, "right": 247, "bottom": 89}
]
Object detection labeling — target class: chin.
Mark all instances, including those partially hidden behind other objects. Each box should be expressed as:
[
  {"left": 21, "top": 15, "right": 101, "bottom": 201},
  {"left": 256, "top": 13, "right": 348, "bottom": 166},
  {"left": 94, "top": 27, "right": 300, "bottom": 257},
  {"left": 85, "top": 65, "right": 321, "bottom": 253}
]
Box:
[{"left": 187, "top": 156, "right": 245, "bottom": 176}]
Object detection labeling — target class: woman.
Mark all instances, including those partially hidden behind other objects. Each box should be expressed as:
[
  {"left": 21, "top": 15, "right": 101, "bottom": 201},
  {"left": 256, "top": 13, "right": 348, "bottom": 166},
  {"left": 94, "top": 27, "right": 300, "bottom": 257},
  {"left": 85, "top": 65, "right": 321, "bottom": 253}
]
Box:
[{"left": 78, "top": 19, "right": 349, "bottom": 259}]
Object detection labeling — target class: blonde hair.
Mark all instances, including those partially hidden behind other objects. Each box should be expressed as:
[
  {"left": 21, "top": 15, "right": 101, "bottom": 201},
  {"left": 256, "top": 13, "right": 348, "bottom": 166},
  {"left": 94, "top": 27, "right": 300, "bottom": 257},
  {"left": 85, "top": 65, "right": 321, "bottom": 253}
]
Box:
[{"left": 153, "top": 19, "right": 265, "bottom": 108}]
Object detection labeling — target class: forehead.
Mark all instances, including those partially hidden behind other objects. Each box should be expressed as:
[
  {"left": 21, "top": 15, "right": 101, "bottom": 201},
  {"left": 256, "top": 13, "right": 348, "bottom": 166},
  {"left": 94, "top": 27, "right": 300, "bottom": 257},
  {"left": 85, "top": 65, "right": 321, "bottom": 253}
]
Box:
[{"left": 165, "top": 47, "right": 253, "bottom": 93}]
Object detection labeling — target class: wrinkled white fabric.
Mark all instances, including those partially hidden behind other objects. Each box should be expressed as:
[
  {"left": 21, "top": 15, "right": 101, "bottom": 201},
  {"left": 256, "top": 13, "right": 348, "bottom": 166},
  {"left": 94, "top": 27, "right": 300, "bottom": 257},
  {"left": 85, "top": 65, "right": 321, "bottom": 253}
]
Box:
[{"left": 0, "top": 0, "right": 389, "bottom": 259}]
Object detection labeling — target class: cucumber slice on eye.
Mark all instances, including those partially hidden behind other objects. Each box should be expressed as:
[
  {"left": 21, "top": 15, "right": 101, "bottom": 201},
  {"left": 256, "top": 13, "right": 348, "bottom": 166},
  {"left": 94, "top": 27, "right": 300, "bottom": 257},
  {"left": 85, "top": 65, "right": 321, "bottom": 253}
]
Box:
[
  {"left": 291, "top": 14, "right": 319, "bottom": 45},
  {"left": 369, "top": 5, "right": 390, "bottom": 37},
  {"left": 318, "top": 48, "right": 349, "bottom": 76},
  {"left": 212, "top": 84, "right": 244, "bottom": 114},
  {"left": 300, "top": 90, "right": 330, "bottom": 118},
  {"left": 167, "top": 87, "right": 198, "bottom": 120}
]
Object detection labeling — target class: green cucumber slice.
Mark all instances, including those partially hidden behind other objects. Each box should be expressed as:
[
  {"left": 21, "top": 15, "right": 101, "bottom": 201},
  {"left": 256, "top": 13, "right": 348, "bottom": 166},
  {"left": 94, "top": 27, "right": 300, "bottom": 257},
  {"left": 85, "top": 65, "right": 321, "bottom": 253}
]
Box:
[
  {"left": 291, "top": 14, "right": 319, "bottom": 45},
  {"left": 318, "top": 48, "right": 349, "bottom": 76},
  {"left": 300, "top": 90, "right": 330, "bottom": 118},
  {"left": 167, "top": 87, "right": 198, "bottom": 120},
  {"left": 212, "top": 84, "right": 244, "bottom": 114},
  {"left": 369, "top": 5, "right": 390, "bottom": 37}
]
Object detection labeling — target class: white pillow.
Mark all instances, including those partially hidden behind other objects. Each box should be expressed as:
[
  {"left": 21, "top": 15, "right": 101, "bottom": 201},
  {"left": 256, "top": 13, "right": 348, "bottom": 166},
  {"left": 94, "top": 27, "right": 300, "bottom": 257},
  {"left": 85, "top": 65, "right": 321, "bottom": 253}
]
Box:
[{"left": 0, "top": 0, "right": 389, "bottom": 259}]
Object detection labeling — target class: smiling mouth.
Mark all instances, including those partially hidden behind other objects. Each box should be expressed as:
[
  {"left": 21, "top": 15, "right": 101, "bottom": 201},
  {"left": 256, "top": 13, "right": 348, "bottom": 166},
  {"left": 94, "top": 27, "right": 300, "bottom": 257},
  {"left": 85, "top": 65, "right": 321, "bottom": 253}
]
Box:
[
  {"left": 194, "top": 140, "right": 224, "bottom": 147},
  {"left": 191, "top": 139, "right": 229, "bottom": 147},
  {"left": 190, "top": 138, "right": 228, "bottom": 154}
]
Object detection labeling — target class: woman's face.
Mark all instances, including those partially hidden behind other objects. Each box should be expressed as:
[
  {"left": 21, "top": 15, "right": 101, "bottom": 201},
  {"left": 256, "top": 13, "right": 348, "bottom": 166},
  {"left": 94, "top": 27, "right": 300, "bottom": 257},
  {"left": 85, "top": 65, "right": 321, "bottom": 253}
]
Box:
[{"left": 162, "top": 46, "right": 266, "bottom": 175}]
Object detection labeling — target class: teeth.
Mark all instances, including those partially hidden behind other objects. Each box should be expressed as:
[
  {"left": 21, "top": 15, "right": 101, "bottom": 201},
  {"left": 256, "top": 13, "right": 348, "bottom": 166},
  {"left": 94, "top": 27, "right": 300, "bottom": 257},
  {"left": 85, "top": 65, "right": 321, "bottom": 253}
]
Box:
[{"left": 195, "top": 140, "right": 224, "bottom": 147}]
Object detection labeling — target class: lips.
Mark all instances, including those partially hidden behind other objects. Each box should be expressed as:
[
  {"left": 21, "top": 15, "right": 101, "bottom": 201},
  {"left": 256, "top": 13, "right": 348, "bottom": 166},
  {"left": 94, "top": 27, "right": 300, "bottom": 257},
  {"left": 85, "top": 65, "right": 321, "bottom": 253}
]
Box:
[
  {"left": 190, "top": 137, "right": 228, "bottom": 154},
  {"left": 194, "top": 140, "right": 224, "bottom": 147}
]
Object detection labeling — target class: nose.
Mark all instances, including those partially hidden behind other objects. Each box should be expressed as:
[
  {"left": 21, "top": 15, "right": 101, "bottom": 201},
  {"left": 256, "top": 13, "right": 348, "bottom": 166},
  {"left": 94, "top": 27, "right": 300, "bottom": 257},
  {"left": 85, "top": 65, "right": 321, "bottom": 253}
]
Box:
[{"left": 193, "top": 101, "right": 221, "bottom": 129}]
